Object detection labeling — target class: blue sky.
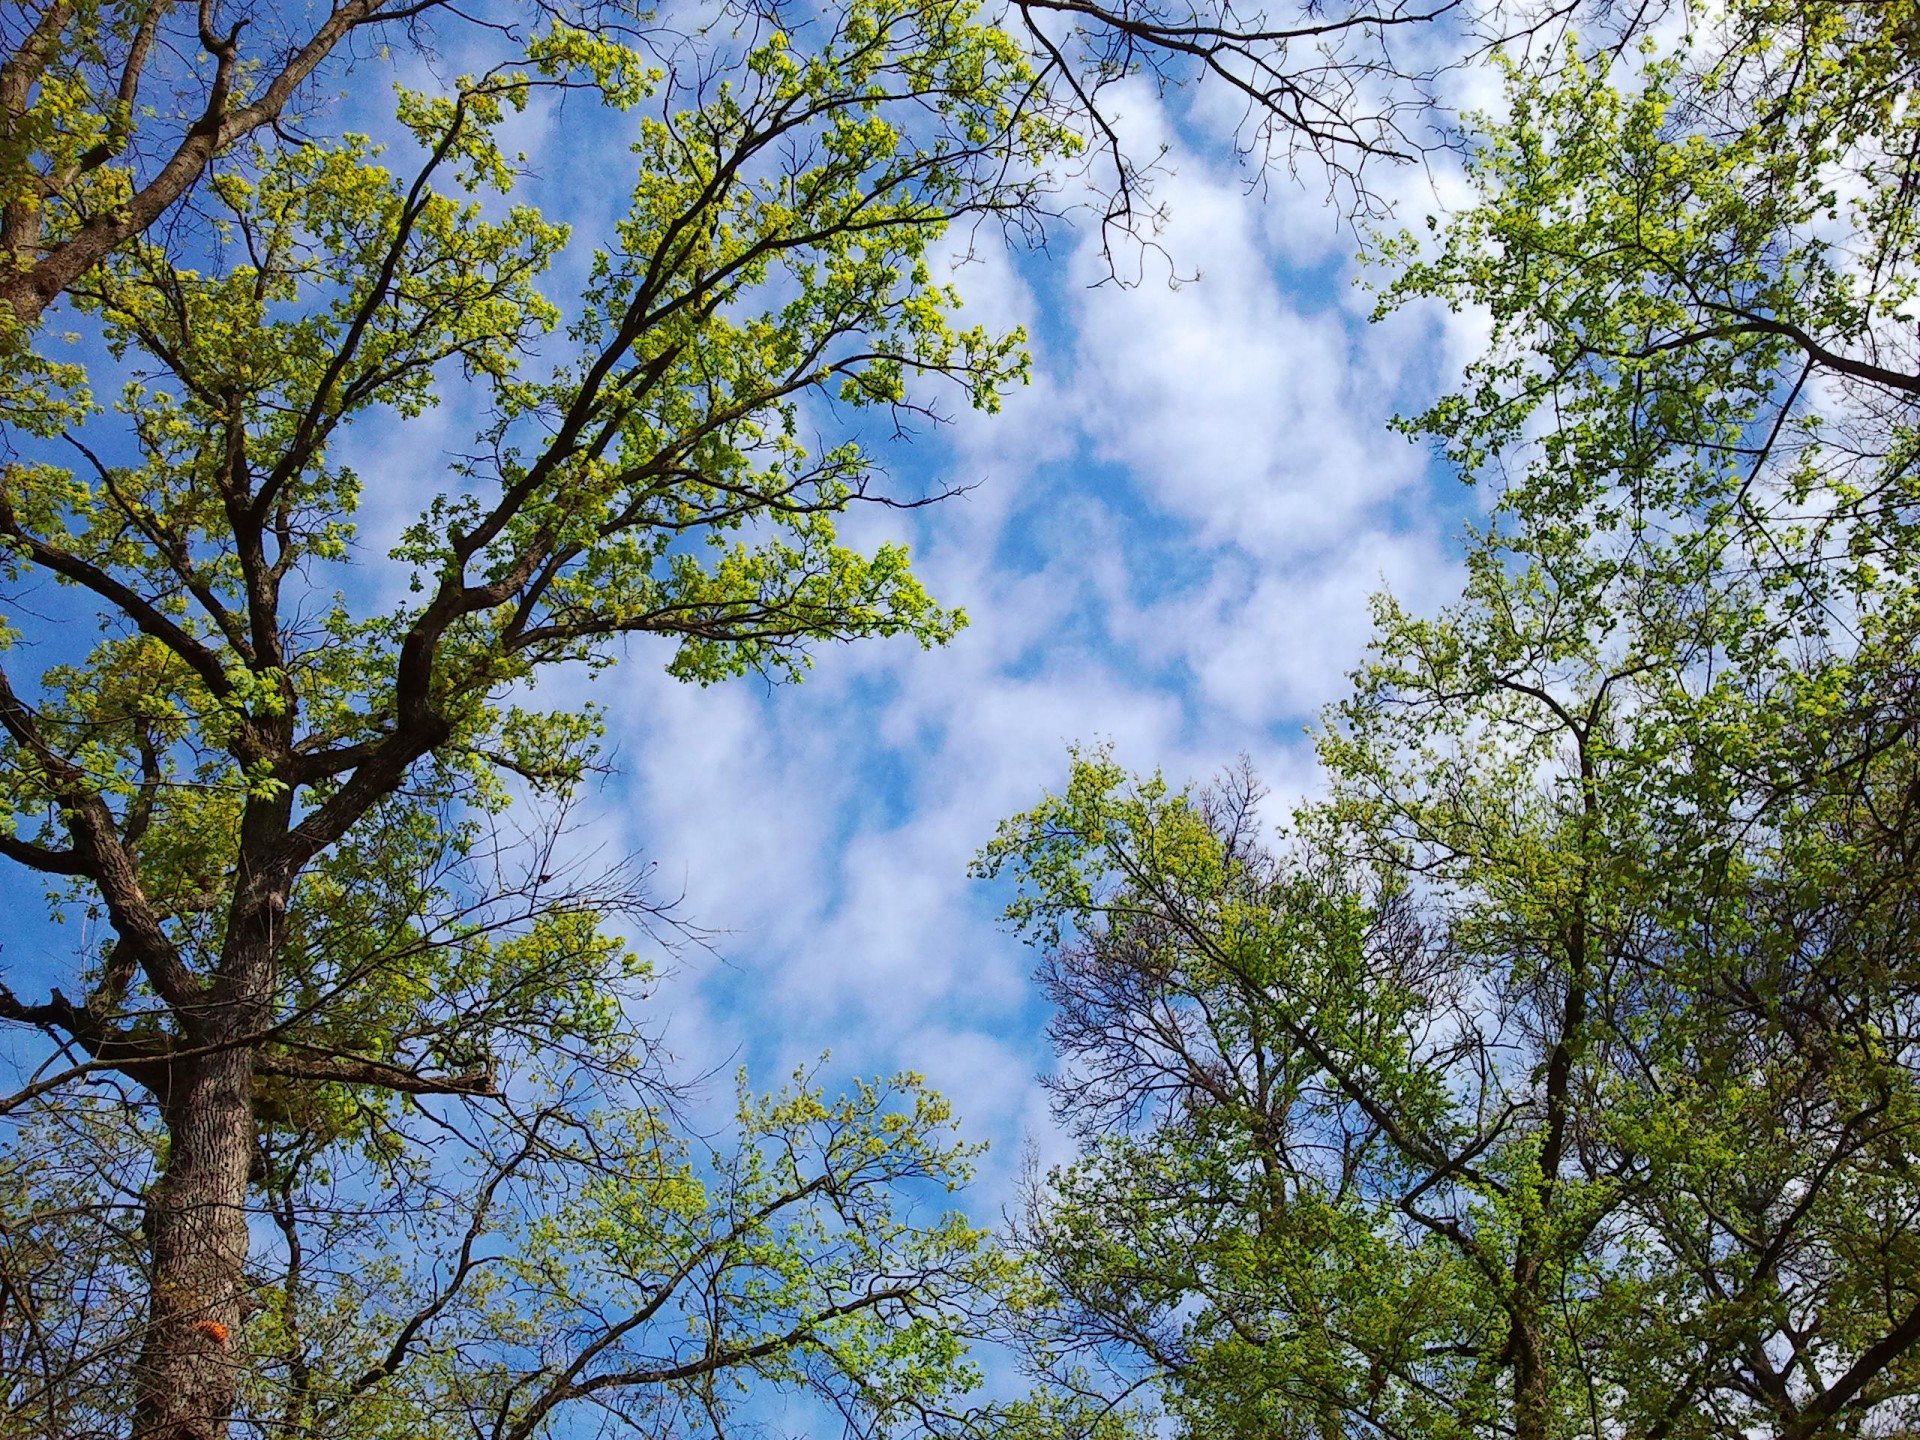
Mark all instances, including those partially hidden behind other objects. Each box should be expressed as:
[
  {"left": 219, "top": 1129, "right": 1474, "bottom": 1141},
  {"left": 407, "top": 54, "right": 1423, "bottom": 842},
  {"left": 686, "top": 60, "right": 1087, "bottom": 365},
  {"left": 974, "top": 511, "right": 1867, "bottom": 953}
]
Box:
[{"left": 387, "top": 66, "right": 1502, "bottom": 1211}]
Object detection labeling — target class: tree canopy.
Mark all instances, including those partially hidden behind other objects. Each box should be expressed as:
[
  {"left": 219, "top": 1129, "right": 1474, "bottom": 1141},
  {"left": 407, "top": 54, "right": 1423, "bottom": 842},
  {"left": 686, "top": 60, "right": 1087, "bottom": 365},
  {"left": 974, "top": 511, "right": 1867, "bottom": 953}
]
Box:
[
  {"left": 0, "top": 0, "right": 1072, "bottom": 1433},
  {"left": 986, "top": 7, "right": 1920, "bottom": 1440},
  {"left": 4, "top": 0, "right": 1890, "bottom": 1438}
]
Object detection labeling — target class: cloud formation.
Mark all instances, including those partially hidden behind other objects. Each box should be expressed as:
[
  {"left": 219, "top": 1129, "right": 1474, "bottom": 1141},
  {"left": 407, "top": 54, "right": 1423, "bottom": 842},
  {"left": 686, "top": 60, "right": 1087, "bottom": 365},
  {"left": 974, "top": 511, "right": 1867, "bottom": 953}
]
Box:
[{"left": 568, "top": 78, "right": 1485, "bottom": 1205}]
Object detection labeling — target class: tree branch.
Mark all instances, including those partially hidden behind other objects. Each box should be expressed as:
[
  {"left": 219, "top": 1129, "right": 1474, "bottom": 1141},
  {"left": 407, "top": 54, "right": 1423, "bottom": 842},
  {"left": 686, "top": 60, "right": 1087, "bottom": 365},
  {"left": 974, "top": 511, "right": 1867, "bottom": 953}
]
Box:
[{"left": 254, "top": 1051, "right": 499, "bottom": 1097}]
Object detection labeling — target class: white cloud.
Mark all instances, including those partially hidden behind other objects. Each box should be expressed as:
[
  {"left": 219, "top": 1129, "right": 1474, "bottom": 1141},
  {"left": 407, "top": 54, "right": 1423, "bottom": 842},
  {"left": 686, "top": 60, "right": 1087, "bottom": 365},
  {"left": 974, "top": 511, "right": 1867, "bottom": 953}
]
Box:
[{"left": 411, "top": 59, "right": 1486, "bottom": 1250}]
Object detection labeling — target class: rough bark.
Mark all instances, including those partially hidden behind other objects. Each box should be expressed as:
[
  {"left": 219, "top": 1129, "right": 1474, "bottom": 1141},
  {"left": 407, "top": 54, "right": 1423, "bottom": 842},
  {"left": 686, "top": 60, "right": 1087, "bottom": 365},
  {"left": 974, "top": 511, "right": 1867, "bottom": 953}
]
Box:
[
  {"left": 1509, "top": 1294, "right": 1550, "bottom": 1440},
  {"left": 133, "top": 1044, "right": 255, "bottom": 1440}
]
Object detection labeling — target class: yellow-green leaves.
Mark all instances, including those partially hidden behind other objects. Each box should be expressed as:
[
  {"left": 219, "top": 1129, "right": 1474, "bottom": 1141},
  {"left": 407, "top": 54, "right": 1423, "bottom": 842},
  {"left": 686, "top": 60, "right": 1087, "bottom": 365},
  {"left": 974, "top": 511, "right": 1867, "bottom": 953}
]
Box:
[
  {"left": 527, "top": 24, "right": 661, "bottom": 110},
  {"left": 1376, "top": 12, "right": 1915, "bottom": 599},
  {"left": 0, "top": 7, "right": 1068, "bottom": 1432}
]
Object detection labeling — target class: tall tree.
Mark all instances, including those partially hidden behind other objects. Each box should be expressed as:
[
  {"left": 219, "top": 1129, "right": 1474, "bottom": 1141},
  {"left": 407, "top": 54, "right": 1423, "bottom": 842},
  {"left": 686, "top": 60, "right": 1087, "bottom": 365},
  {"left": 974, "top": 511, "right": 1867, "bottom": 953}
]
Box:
[
  {"left": 0, "top": 4, "right": 1065, "bottom": 1435},
  {"left": 986, "top": 7, "right": 1920, "bottom": 1439},
  {"left": 987, "top": 528, "right": 1920, "bottom": 1440}
]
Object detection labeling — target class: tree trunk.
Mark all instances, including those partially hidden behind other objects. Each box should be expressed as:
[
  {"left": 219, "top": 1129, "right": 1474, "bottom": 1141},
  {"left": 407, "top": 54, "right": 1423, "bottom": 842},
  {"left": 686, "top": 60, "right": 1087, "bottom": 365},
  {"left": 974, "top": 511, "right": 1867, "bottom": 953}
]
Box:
[
  {"left": 1510, "top": 1295, "right": 1550, "bottom": 1440},
  {"left": 132, "top": 1043, "right": 255, "bottom": 1440}
]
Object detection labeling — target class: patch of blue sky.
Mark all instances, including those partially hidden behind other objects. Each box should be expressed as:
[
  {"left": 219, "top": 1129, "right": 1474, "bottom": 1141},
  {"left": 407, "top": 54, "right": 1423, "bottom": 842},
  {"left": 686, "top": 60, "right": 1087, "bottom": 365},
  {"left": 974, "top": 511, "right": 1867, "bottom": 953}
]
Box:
[{"left": 559, "top": 153, "right": 1487, "bottom": 1226}]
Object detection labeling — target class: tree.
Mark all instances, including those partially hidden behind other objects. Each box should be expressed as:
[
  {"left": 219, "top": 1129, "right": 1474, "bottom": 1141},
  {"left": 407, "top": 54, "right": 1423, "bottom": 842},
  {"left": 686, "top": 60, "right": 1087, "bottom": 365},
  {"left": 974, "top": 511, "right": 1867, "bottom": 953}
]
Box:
[
  {"left": 983, "top": 8, "right": 1920, "bottom": 1439},
  {"left": 987, "top": 557, "right": 1920, "bottom": 1440},
  {"left": 0, "top": 2, "right": 1074, "bottom": 1433},
  {"left": 3, "top": 1063, "right": 1007, "bottom": 1440}
]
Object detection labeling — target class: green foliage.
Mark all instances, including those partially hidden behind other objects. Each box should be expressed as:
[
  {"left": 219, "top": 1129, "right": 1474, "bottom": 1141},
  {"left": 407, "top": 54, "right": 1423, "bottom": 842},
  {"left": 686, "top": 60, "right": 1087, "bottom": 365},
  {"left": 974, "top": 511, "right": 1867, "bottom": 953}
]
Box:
[
  {"left": 0, "top": 1, "right": 1071, "bottom": 1434},
  {"left": 990, "top": 560, "right": 1920, "bottom": 1437},
  {"left": 1373, "top": 1, "right": 1920, "bottom": 600},
  {"left": 3, "top": 1068, "right": 1006, "bottom": 1440},
  {"left": 992, "top": 8, "right": 1920, "bottom": 1440}
]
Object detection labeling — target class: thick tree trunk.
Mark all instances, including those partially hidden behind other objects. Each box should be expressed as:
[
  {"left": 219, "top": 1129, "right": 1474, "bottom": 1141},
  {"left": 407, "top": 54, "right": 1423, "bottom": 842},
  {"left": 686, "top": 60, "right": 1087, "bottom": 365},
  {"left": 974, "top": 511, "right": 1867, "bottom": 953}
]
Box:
[
  {"left": 132, "top": 1043, "right": 255, "bottom": 1439},
  {"left": 1510, "top": 1296, "right": 1550, "bottom": 1440}
]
